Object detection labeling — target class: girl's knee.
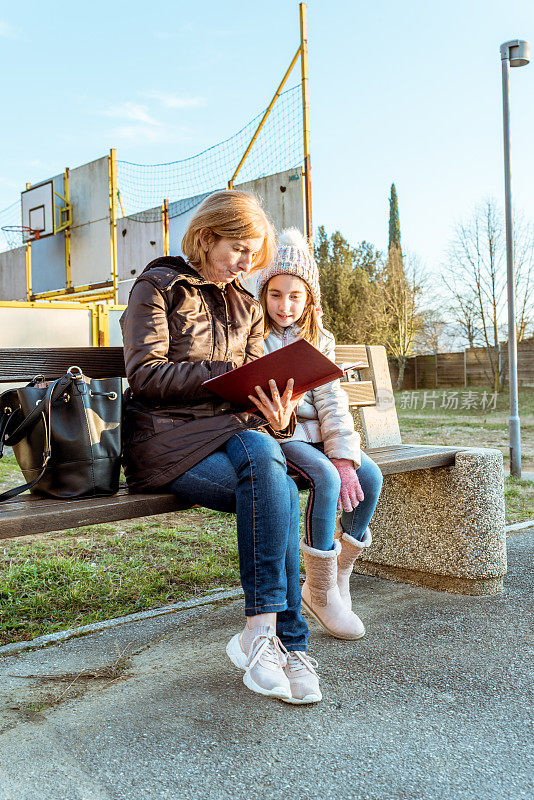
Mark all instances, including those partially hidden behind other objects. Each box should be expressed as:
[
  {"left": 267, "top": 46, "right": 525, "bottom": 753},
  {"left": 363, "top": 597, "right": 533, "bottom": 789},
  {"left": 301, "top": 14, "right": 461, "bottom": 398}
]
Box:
[
  {"left": 358, "top": 455, "right": 383, "bottom": 496},
  {"left": 321, "top": 459, "right": 341, "bottom": 494}
]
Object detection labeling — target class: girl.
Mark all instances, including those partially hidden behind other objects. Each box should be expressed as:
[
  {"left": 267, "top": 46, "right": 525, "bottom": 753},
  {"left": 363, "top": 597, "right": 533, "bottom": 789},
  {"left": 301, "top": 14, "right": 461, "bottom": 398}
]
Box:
[{"left": 254, "top": 228, "right": 383, "bottom": 640}]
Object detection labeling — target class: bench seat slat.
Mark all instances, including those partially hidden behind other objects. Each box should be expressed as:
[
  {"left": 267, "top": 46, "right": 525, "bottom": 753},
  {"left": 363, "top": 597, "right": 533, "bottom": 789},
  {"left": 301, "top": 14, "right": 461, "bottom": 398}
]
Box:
[
  {"left": 366, "top": 445, "right": 458, "bottom": 474},
  {"left": 0, "top": 489, "right": 191, "bottom": 540},
  {"left": 0, "top": 446, "right": 461, "bottom": 540}
]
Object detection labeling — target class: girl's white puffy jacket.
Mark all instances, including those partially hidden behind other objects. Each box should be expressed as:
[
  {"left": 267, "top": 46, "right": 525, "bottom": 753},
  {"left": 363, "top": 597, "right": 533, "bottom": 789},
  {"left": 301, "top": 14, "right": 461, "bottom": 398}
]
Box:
[{"left": 264, "top": 325, "right": 361, "bottom": 467}]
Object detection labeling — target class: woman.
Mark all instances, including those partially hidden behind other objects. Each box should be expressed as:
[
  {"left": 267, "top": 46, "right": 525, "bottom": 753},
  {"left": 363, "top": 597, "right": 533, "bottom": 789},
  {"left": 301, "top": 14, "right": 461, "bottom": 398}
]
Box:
[{"left": 120, "top": 190, "right": 321, "bottom": 705}]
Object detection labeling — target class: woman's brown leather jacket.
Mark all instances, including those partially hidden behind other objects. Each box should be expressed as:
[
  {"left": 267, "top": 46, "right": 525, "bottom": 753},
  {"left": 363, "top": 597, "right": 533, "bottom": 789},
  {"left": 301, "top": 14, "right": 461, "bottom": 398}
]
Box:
[{"left": 120, "top": 256, "right": 293, "bottom": 490}]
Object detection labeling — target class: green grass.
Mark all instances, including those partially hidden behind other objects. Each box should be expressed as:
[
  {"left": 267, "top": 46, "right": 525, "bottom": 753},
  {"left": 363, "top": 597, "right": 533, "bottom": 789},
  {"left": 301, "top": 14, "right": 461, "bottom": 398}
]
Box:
[
  {"left": 394, "top": 386, "right": 534, "bottom": 471},
  {"left": 395, "top": 385, "right": 534, "bottom": 418},
  {"left": 0, "top": 451, "right": 18, "bottom": 482},
  {"left": 0, "top": 511, "right": 242, "bottom": 645},
  {"left": 504, "top": 477, "right": 534, "bottom": 524}
]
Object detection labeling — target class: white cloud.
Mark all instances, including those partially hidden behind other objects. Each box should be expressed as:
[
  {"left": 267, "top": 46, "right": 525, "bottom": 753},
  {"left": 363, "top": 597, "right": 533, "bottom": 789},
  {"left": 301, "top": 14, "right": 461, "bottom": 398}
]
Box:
[
  {"left": 111, "top": 124, "right": 190, "bottom": 145},
  {"left": 0, "top": 20, "right": 18, "bottom": 38},
  {"left": 103, "top": 102, "right": 160, "bottom": 126},
  {"left": 144, "top": 91, "right": 206, "bottom": 110}
]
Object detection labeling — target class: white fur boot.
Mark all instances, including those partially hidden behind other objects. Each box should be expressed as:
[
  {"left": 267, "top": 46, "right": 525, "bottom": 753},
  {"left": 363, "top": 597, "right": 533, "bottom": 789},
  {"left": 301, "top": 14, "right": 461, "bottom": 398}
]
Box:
[
  {"left": 300, "top": 540, "right": 365, "bottom": 640},
  {"left": 336, "top": 527, "right": 372, "bottom": 611}
]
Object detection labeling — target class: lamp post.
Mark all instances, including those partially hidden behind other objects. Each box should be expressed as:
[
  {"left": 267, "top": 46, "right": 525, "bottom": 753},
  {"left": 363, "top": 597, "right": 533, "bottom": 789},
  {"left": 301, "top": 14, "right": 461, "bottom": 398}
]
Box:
[{"left": 500, "top": 39, "right": 530, "bottom": 478}]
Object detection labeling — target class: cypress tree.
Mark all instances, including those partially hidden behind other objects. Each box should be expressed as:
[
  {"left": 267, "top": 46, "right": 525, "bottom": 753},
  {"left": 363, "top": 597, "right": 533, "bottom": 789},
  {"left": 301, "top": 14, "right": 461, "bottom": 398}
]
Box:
[{"left": 388, "top": 183, "right": 401, "bottom": 254}]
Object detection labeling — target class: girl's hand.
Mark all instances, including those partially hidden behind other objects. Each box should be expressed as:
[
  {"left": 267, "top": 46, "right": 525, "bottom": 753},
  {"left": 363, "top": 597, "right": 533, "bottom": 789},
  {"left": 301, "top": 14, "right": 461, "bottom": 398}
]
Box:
[
  {"left": 248, "top": 378, "right": 303, "bottom": 432},
  {"left": 331, "top": 458, "right": 364, "bottom": 512}
]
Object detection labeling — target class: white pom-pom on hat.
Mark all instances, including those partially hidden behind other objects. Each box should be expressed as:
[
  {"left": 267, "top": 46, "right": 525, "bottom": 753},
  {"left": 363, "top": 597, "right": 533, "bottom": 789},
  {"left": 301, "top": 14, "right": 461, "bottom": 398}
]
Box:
[
  {"left": 277, "top": 227, "right": 311, "bottom": 252},
  {"left": 256, "top": 227, "right": 321, "bottom": 306}
]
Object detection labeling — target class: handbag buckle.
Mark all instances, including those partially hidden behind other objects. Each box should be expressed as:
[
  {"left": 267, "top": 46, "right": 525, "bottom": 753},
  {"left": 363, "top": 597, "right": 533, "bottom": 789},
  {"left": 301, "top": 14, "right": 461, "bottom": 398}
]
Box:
[{"left": 67, "top": 365, "right": 83, "bottom": 379}]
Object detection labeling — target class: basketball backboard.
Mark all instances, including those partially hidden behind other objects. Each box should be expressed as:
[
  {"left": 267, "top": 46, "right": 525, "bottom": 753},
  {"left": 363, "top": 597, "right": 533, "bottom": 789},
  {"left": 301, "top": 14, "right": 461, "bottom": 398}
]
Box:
[{"left": 21, "top": 181, "right": 54, "bottom": 241}]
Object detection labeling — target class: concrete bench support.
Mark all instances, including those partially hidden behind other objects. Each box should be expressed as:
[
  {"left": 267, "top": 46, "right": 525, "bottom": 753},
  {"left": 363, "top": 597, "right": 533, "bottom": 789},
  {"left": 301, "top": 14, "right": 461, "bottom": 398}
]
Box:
[{"left": 353, "top": 448, "right": 507, "bottom": 595}]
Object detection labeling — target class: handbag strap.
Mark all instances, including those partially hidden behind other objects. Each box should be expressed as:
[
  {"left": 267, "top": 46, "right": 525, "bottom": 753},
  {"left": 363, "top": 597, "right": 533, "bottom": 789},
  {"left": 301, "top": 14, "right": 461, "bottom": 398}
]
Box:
[
  {"left": 0, "top": 379, "right": 61, "bottom": 503},
  {"left": 4, "top": 375, "right": 71, "bottom": 446}
]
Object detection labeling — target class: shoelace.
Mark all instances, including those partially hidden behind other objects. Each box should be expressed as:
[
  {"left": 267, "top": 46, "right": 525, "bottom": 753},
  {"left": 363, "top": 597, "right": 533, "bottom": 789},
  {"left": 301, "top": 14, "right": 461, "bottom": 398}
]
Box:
[
  {"left": 247, "top": 632, "right": 288, "bottom": 672},
  {"left": 286, "top": 651, "right": 319, "bottom": 677}
]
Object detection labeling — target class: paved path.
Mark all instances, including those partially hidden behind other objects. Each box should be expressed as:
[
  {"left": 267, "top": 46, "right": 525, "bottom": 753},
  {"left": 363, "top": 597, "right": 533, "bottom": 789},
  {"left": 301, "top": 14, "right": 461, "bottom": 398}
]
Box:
[{"left": 0, "top": 531, "right": 532, "bottom": 800}]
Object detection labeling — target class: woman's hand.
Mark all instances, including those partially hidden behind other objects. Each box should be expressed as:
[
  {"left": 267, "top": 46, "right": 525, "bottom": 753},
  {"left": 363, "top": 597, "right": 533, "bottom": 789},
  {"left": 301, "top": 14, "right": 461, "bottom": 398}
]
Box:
[
  {"left": 248, "top": 378, "right": 303, "bottom": 432},
  {"left": 331, "top": 458, "right": 364, "bottom": 512}
]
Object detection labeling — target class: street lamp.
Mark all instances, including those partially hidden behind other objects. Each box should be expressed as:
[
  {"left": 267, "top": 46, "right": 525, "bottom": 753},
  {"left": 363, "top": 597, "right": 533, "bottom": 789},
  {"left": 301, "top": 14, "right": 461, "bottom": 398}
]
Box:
[{"left": 500, "top": 39, "right": 530, "bottom": 479}]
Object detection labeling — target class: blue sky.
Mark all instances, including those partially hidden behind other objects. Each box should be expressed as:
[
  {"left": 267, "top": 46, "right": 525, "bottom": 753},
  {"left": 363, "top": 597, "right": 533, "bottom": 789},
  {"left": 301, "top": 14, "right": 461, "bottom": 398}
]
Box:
[{"left": 1, "top": 0, "right": 532, "bottom": 274}]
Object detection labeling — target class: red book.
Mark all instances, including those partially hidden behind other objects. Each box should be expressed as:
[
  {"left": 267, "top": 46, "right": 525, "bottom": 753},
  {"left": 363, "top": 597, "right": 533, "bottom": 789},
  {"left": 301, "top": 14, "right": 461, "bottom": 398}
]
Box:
[{"left": 202, "top": 338, "right": 347, "bottom": 408}]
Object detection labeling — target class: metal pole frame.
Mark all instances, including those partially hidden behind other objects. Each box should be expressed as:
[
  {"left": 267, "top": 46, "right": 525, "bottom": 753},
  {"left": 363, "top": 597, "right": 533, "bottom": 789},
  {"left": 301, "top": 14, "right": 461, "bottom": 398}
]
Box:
[
  {"left": 162, "top": 198, "right": 170, "bottom": 257},
  {"left": 226, "top": 4, "right": 312, "bottom": 244},
  {"left": 64, "top": 167, "right": 72, "bottom": 289},
  {"left": 300, "top": 1, "right": 313, "bottom": 245},
  {"left": 228, "top": 47, "right": 301, "bottom": 189},
  {"left": 25, "top": 182, "right": 32, "bottom": 300},
  {"left": 109, "top": 148, "right": 119, "bottom": 304},
  {"left": 501, "top": 46, "right": 522, "bottom": 477}
]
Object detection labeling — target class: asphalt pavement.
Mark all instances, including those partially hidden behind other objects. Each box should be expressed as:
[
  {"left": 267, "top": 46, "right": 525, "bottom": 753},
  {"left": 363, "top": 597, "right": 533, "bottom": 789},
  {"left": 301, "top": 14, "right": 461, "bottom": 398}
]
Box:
[{"left": 0, "top": 530, "right": 532, "bottom": 800}]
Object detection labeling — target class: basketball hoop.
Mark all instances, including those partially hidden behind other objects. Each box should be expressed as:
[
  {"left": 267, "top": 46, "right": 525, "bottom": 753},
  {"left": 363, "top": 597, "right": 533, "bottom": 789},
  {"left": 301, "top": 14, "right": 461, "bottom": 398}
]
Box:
[{"left": 1, "top": 225, "right": 41, "bottom": 248}]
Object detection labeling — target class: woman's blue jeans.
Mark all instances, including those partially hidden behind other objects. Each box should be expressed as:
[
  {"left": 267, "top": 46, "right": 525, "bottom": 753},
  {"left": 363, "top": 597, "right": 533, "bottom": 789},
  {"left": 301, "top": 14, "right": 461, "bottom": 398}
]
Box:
[
  {"left": 167, "top": 429, "right": 308, "bottom": 651},
  {"left": 281, "top": 441, "right": 383, "bottom": 551}
]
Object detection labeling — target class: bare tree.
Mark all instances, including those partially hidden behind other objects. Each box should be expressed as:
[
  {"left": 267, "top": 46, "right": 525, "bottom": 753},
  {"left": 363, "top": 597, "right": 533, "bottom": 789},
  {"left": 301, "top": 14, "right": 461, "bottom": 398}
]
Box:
[
  {"left": 443, "top": 199, "right": 534, "bottom": 392},
  {"left": 381, "top": 246, "right": 423, "bottom": 390},
  {"left": 414, "top": 308, "right": 456, "bottom": 354},
  {"left": 513, "top": 216, "right": 534, "bottom": 341}
]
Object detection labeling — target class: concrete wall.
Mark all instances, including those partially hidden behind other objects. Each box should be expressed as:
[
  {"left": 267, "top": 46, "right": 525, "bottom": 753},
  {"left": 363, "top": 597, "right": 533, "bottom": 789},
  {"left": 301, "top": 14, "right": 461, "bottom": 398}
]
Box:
[
  {"left": 236, "top": 167, "right": 305, "bottom": 235},
  {"left": 0, "top": 247, "right": 27, "bottom": 301},
  {"left": 108, "top": 307, "right": 126, "bottom": 347},
  {"left": 117, "top": 209, "right": 163, "bottom": 284}
]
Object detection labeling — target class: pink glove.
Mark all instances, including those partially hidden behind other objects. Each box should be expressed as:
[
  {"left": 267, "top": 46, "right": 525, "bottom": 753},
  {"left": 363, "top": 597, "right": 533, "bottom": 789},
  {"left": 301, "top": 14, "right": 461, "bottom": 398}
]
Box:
[{"left": 331, "top": 458, "right": 364, "bottom": 512}]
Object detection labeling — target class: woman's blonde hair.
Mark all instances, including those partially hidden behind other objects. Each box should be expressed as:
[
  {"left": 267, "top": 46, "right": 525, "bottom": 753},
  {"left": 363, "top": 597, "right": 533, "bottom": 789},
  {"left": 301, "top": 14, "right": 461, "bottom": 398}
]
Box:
[
  {"left": 181, "top": 190, "right": 275, "bottom": 274},
  {"left": 259, "top": 277, "right": 321, "bottom": 347}
]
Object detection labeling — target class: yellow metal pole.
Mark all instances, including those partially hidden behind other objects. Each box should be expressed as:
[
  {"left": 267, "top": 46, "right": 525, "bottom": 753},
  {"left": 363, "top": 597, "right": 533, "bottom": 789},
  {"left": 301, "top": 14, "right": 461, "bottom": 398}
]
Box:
[
  {"left": 25, "top": 182, "right": 32, "bottom": 300},
  {"left": 64, "top": 168, "right": 72, "bottom": 289},
  {"left": 300, "top": 2, "right": 313, "bottom": 245},
  {"left": 109, "top": 148, "right": 119, "bottom": 303},
  {"left": 96, "top": 304, "right": 109, "bottom": 347},
  {"left": 30, "top": 280, "right": 114, "bottom": 301},
  {"left": 117, "top": 188, "right": 126, "bottom": 218},
  {"left": 162, "top": 198, "right": 170, "bottom": 256},
  {"left": 90, "top": 306, "right": 99, "bottom": 346},
  {"left": 228, "top": 47, "right": 301, "bottom": 188}
]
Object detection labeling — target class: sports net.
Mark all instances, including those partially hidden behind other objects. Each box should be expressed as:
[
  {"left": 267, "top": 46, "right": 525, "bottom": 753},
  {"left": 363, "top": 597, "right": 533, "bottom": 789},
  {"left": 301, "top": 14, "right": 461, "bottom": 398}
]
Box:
[
  {"left": 0, "top": 82, "right": 304, "bottom": 248},
  {"left": 0, "top": 201, "right": 23, "bottom": 251},
  {"left": 117, "top": 84, "right": 303, "bottom": 222}
]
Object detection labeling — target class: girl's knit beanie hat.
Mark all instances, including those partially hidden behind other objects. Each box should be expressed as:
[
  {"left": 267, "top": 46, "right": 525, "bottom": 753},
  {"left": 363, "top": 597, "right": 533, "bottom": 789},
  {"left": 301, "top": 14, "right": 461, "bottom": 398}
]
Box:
[{"left": 256, "top": 227, "right": 321, "bottom": 306}]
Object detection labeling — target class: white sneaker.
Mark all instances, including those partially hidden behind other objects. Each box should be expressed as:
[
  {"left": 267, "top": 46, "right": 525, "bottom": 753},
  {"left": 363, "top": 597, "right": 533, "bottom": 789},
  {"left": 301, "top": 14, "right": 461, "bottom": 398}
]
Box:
[
  {"left": 226, "top": 625, "right": 291, "bottom": 700},
  {"left": 281, "top": 650, "right": 322, "bottom": 705}
]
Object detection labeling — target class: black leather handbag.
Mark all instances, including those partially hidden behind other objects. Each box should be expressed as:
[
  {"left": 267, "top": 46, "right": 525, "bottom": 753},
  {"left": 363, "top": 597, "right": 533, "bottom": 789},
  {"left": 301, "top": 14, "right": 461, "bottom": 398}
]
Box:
[{"left": 0, "top": 366, "right": 122, "bottom": 502}]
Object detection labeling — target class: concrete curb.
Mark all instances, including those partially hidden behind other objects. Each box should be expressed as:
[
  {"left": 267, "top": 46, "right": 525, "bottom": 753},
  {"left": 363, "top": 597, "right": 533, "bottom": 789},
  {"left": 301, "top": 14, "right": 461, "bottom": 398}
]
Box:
[
  {"left": 1, "top": 519, "right": 533, "bottom": 658},
  {"left": 0, "top": 587, "right": 244, "bottom": 658},
  {"left": 505, "top": 519, "right": 534, "bottom": 532}
]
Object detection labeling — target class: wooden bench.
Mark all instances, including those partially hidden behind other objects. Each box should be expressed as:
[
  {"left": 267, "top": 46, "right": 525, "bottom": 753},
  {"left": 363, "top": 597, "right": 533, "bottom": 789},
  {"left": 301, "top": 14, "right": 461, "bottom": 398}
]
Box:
[{"left": 0, "top": 346, "right": 506, "bottom": 595}]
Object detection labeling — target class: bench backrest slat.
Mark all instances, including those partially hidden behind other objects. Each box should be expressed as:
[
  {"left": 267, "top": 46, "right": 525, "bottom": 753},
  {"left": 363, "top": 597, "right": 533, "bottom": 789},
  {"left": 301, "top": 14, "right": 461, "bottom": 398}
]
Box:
[{"left": 0, "top": 348, "right": 126, "bottom": 382}]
